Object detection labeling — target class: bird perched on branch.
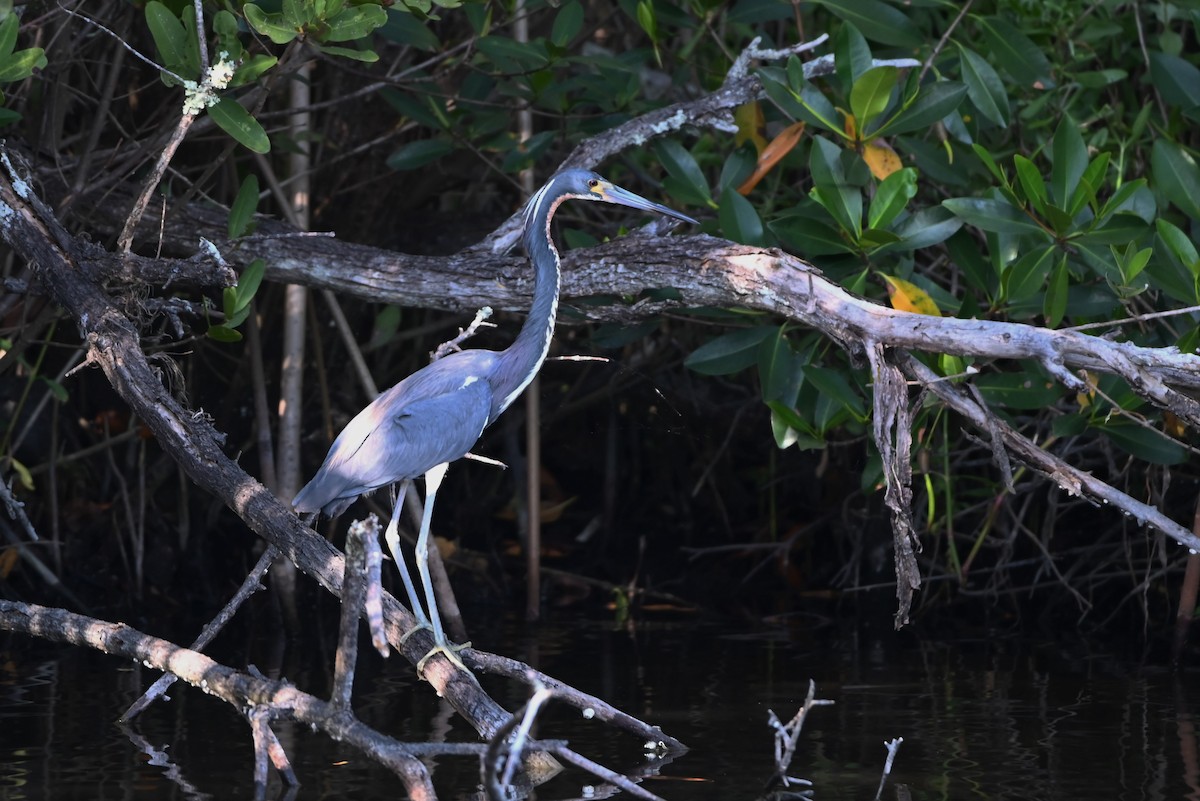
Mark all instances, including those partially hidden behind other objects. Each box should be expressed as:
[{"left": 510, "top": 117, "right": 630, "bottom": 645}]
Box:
[{"left": 293, "top": 168, "right": 696, "bottom": 675}]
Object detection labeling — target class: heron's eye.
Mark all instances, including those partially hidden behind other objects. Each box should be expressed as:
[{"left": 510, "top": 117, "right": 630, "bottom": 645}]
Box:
[{"left": 587, "top": 179, "right": 599, "bottom": 188}]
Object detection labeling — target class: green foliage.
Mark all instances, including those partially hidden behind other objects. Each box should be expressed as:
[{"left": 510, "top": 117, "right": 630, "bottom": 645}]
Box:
[
  {"left": 209, "top": 260, "right": 265, "bottom": 343},
  {"left": 0, "top": 14, "right": 45, "bottom": 124}
]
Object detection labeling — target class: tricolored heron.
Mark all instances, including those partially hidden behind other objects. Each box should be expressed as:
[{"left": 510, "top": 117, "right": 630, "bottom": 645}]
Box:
[{"left": 293, "top": 168, "right": 697, "bottom": 675}]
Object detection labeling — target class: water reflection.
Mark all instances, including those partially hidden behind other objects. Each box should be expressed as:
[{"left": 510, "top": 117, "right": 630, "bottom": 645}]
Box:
[{"left": 3, "top": 617, "right": 1200, "bottom": 800}]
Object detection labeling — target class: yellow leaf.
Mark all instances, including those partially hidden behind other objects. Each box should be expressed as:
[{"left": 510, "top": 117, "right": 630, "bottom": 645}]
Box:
[
  {"left": 863, "top": 139, "right": 902, "bottom": 179},
  {"left": 881, "top": 274, "right": 941, "bottom": 316},
  {"left": 0, "top": 547, "right": 18, "bottom": 580},
  {"left": 842, "top": 111, "right": 856, "bottom": 141},
  {"left": 737, "top": 121, "right": 806, "bottom": 195},
  {"left": 734, "top": 102, "right": 767, "bottom": 152},
  {"left": 1164, "top": 411, "right": 1186, "bottom": 438},
  {"left": 9, "top": 457, "right": 33, "bottom": 491},
  {"left": 1076, "top": 370, "right": 1096, "bottom": 408}
]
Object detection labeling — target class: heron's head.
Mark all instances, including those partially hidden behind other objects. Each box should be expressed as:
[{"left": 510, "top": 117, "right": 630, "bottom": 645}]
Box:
[{"left": 551, "top": 169, "right": 697, "bottom": 225}]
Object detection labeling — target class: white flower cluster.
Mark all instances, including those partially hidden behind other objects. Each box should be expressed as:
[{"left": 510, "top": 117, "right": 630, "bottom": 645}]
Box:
[{"left": 181, "top": 51, "right": 236, "bottom": 117}]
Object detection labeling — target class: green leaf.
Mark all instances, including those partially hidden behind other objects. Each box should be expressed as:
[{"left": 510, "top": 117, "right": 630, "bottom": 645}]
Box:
[
  {"left": 719, "top": 187, "right": 764, "bottom": 245},
  {"left": 209, "top": 98, "right": 271, "bottom": 153},
  {"left": 243, "top": 4, "right": 298, "bottom": 45},
  {"left": 208, "top": 324, "right": 244, "bottom": 343},
  {"left": 380, "top": 8, "right": 441, "bottom": 51},
  {"left": 760, "top": 68, "right": 845, "bottom": 136},
  {"left": 1155, "top": 218, "right": 1200, "bottom": 271},
  {"left": 315, "top": 44, "right": 379, "bottom": 62},
  {"left": 281, "top": 0, "right": 313, "bottom": 29},
  {"left": 834, "top": 21, "right": 873, "bottom": 90},
  {"left": 635, "top": 0, "right": 658, "bottom": 43},
  {"left": 0, "top": 14, "right": 16, "bottom": 59},
  {"left": 1096, "top": 178, "right": 1147, "bottom": 223},
  {"left": 1097, "top": 421, "right": 1187, "bottom": 465},
  {"left": 684, "top": 326, "right": 778, "bottom": 375},
  {"left": 386, "top": 139, "right": 453, "bottom": 170},
  {"left": 234, "top": 259, "right": 266, "bottom": 313},
  {"left": 868, "top": 167, "right": 916, "bottom": 231},
  {"left": 232, "top": 54, "right": 278, "bottom": 86},
  {"left": 809, "top": 139, "right": 862, "bottom": 238},
  {"left": 1069, "top": 152, "right": 1111, "bottom": 217},
  {"left": 942, "top": 197, "right": 1047, "bottom": 236},
  {"left": 228, "top": 174, "right": 260, "bottom": 239},
  {"left": 977, "top": 15, "right": 1054, "bottom": 89},
  {"left": 145, "top": 1, "right": 192, "bottom": 80},
  {"left": 1149, "top": 51, "right": 1200, "bottom": 111},
  {"left": 1004, "top": 244, "right": 1055, "bottom": 302},
  {"left": 812, "top": 0, "right": 923, "bottom": 49},
  {"left": 654, "top": 139, "right": 711, "bottom": 204},
  {"left": 804, "top": 365, "right": 867, "bottom": 420},
  {"left": 323, "top": 4, "right": 388, "bottom": 42},
  {"left": 758, "top": 327, "right": 804, "bottom": 405},
  {"left": 769, "top": 215, "right": 854, "bottom": 256},
  {"left": 849, "top": 66, "right": 898, "bottom": 132},
  {"left": 1151, "top": 140, "right": 1200, "bottom": 220},
  {"left": 551, "top": 0, "right": 583, "bottom": 47},
  {"left": 1043, "top": 254, "right": 1068, "bottom": 327},
  {"left": 1012, "top": 155, "right": 1048, "bottom": 216},
  {"left": 0, "top": 45, "right": 44, "bottom": 83},
  {"left": 887, "top": 206, "right": 963, "bottom": 251},
  {"left": 876, "top": 82, "right": 967, "bottom": 137},
  {"left": 971, "top": 143, "right": 1008, "bottom": 186},
  {"left": 1049, "top": 117, "right": 1087, "bottom": 209},
  {"left": 974, "top": 371, "right": 1062, "bottom": 410},
  {"left": 957, "top": 44, "right": 1009, "bottom": 127}
]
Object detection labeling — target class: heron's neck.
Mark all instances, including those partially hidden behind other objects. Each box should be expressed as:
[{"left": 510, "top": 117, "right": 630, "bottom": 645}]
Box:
[{"left": 495, "top": 200, "right": 562, "bottom": 414}]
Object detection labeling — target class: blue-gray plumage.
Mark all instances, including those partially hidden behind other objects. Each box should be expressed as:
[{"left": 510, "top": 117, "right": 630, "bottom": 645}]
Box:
[{"left": 293, "top": 168, "right": 696, "bottom": 675}]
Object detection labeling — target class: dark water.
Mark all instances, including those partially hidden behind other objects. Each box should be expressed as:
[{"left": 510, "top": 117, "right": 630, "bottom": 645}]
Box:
[{"left": 3, "top": 613, "right": 1200, "bottom": 800}]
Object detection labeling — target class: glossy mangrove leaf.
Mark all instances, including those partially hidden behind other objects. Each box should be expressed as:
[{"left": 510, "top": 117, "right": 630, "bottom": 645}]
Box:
[
  {"left": 876, "top": 82, "right": 967, "bottom": 137},
  {"left": 811, "top": 0, "right": 923, "bottom": 49},
  {"left": 719, "top": 187, "right": 765, "bottom": 245},
  {"left": 1151, "top": 140, "right": 1200, "bottom": 220},
  {"left": 769, "top": 215, "right": 853, "bottom": 256},
  {"left": 886, "top": 206, "right": 964, "bottom": 252},
  {"left": 833, "top": 21, "right": 872, "bottom": 90},
  {"left": 977, "top": 16, "right": 1054, "bottom": 88},
  {"left": 243, "top": 4, "right": 298, "bottom": 45},
  {"left": 1097, "top": 421, "right": 1188, "bottom": 465},
  {"left": 1148, "top": 51, "right": 1200, "bottom": 111},
  {"left": 386, "top": 139, "right": 453, "bottom": 170},
  {"left": 1043, "top": 254, "right": 1069, "bottom": 328},
  {"left": 1004, "top": 244, "right": 1055, "bottom": 303},
  {"left": 654, "top": 139, "right": 711, "bottom": 205},
  {"left": 1050, "top": 117, "right": 1087, "bottom": 209},
  {"left": 227, "top": 174, "right": 260, "bottom": 239},
  {"left": 144, "top": 2, "right": 194, "bottom": 81},
  {"left": 684, "top": 326, "right": 777, "bottom": 375},
  {"left": 942, "top": 197, "right": 1046, "bottom": 236},
  {"left": 804, "top": 364, "right": 867, "bottom": 421},
  {"left": 551, "top": 1, "right": 583, "bottom": 47},
  {"left": 974, "top": 371, "right": 1062, "bottom": 410},
  {"left": 957, "top": 43, "right": 1009, "bottom": 127},
  {"left": 849, "top": 66, "right": 898, "bottom": 132},
  {"left": 868, "top": 167, "right": 917, "bottom": 231},
  {"left": 209, "top": 98, "right": 270, "bottom": 153}
]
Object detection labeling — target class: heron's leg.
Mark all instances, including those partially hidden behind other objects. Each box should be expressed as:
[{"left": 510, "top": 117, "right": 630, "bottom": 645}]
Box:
[
  {"left": 413, "top": 463, "right": 471, "bottom": 675},
  {"left": 382, "top": 480, "right": 431, "bottom": 628}
]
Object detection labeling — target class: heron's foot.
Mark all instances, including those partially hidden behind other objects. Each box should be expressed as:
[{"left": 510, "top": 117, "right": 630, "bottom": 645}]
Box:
[
  {"left": 398, "top": 620, "right": 433, "bottom": 645},
  {"left": 416, "top": 638, "right": 473, "bottom": 677}
]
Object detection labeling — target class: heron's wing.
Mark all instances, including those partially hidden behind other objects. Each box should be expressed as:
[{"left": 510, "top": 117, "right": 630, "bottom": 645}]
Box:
[{"left": 293, "top": 362, "right": 494, "bottom": 515}]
